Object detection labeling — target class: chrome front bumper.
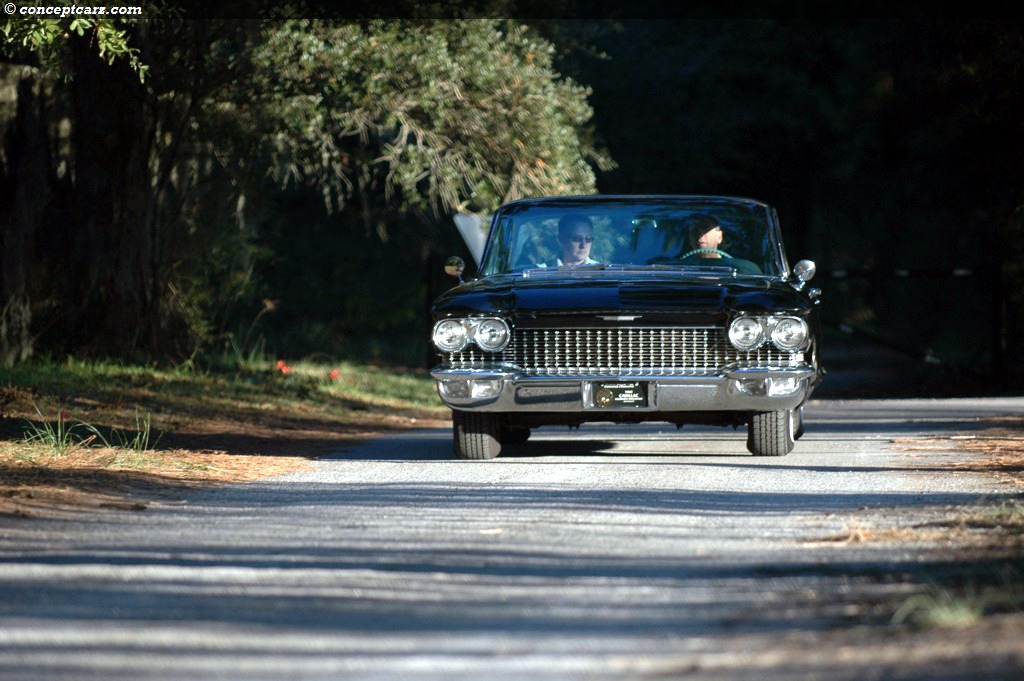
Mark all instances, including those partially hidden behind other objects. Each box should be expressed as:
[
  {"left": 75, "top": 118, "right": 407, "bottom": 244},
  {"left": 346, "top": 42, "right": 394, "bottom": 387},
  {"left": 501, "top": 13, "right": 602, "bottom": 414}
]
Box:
[{"left": 431, "top": 366, "right": 817, "bottom": 413}]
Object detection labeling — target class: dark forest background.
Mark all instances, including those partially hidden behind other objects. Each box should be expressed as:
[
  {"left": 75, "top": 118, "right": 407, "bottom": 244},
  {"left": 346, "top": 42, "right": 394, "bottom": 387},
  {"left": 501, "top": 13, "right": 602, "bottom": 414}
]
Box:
[{"left": 1, "top": 5, "right": 1022, "bottom": 392}]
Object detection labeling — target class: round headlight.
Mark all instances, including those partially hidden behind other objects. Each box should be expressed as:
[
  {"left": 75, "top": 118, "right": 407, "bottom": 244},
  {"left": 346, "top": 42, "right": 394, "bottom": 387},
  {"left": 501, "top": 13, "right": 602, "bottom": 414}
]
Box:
[
  {"left": 432, "top": 319, "right": 469, "bottom": 352},
  {"left": 473, "top": 318, "right": 510, "bottom": 352},
  {"left": 770, "top": 317, "right": 809, "bottom": 350},
  {"left": 729, "top": 317, "right": 765, "bottom": 351}
]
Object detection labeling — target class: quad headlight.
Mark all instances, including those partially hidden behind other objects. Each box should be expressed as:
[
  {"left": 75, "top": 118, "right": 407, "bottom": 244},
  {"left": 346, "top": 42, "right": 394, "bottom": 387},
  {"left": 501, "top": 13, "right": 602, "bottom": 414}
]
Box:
[
  {"left": 769, "top": 316, "right": 809, "bottom": 350},
  {"left": 473, "top": 318, "right": 510, "bottom": 351},
  {"left": 432, "top": 319, "right": 471, "bottom": 352},
  {"left": 728, "top": 317, "right": 765, "bottom": 351},
  {"left": 432, "top": 317, "right": 511, "bottom": 353},
  {"left": 728, "top": 316, "right": 809, "bottom": 352}
]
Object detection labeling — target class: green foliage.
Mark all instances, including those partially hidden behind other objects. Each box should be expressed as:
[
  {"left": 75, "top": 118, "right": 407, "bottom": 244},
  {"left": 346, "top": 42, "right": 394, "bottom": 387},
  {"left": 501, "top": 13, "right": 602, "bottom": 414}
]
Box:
[
  {"left": 21, "top": 419, "right": 69, "bottom": 454},
  {"left": 229, "top": 335, "right": 270, "bottom": 373},
  {"left": 21, "top": 408, "right": 90, "bottom": 455},
  {"left": 109, "top": 409, "right": 163, "bottom": 453},
  {"left": 182, "top": 19, "right": 615, "bottom": 361},
  {"left": 6, "top": 13, "right": 1022, "bottom": 384},
  {"left": 20, "top": 402, "right": 163, "bottom": 456},
  {"left": 891, "top": 584, "right": 987, "bottom": 630},
  {"left": 2, "top": 14, "right": 611, "bottom": 363},
  {"left": 964, "top": 499, "right": 1024, "bottom": 534},
  {"left": 890, "top": 559, "right": 1024, "bottom": 631},
  {"left": 1, "top": 354, "right": 445, "bottom": 418},
  {"left": 318, "top": 360, "right": 441, "bottom": 410},
  {"left": 0, "top": 7, "right": 149, "bottom": 81},
  {"left": 241, "top": 20, "right": 612, "bottom": 218}
]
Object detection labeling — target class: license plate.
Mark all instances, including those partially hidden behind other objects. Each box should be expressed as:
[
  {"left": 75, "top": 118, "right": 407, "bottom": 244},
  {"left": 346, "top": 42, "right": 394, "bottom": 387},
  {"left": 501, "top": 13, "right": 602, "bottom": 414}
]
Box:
[{"left": 593, "top": 381, "right": 648, "bottom": 408}]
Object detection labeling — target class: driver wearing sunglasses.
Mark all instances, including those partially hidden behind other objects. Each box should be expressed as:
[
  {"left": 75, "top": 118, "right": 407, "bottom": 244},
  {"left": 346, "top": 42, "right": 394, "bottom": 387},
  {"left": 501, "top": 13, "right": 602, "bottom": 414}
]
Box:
[{"left": 544, "top": 215, "right": 600, "bottom": 267}]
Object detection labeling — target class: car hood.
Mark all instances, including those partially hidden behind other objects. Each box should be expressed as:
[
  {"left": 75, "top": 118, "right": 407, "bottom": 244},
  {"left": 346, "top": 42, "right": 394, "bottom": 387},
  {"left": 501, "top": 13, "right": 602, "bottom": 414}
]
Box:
[{"left": 432, "top": 272, "right": 811, "bottom": 318}]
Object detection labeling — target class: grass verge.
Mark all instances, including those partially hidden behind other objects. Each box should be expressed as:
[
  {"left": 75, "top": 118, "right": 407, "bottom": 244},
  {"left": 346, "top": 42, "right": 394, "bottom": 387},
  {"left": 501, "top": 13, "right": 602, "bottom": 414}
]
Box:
[
  {"left": 834, "top": 420, "right": 1024, "bottom": 632},
  {"left": 0, "top": 356, "right": 450, "bottom": 518}
]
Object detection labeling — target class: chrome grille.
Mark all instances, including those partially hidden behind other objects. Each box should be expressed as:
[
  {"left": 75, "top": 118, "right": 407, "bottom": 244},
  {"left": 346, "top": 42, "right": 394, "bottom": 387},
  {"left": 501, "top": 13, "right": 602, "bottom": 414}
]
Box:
[{"left": 443, "top": 327, "right": 800, "bottom": 376}]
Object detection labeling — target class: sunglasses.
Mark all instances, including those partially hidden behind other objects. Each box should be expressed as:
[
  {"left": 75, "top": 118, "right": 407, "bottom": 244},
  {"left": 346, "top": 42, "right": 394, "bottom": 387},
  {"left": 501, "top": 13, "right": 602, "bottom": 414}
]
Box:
[{"left": 567, "top": 235, "right": 594, "bottom": 244}]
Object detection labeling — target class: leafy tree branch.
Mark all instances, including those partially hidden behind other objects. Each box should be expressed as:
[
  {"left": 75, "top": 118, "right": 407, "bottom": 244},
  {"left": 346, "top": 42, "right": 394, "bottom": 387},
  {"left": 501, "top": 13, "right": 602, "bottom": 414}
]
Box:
[{"left": 1, "top": 10, "right": 149, "bottom": 81}]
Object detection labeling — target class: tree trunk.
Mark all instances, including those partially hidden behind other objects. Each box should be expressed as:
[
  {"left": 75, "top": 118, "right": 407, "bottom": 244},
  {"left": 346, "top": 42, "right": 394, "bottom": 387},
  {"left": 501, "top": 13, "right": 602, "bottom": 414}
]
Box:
[
  {"left": 0, "top": 68, "right": 49, "bottom": 366},
  {"left": 63, "top": 34, "right": 158, "bottom": 358}
]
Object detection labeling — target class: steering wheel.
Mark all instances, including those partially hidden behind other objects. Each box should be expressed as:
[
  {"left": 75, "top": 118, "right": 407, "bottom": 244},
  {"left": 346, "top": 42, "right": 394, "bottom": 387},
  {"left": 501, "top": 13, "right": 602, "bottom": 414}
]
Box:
[{"left": 680, "top": 247, "right": 732, "bottom": 260}]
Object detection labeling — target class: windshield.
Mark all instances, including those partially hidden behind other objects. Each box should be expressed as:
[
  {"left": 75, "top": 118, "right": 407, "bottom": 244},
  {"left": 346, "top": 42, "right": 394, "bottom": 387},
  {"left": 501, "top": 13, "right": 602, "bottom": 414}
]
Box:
[{"left": 479, "top": 197, "right": 786, "bottom": 277}]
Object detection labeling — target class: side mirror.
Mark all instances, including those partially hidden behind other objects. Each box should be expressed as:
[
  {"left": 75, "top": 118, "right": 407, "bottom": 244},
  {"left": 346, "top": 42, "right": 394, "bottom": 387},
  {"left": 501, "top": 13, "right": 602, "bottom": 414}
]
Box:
[
  {"left": 444, "top": 256, "right": 466, "bottom": 284},
  {"left": 792, "top": 260, "right": 816, "bottom": 290}
]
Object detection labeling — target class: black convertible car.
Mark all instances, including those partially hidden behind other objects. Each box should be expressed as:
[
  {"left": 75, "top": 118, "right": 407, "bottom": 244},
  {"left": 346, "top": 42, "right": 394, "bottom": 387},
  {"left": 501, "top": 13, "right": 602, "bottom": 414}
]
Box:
[{"left": 430, "top": 195, "right": 823, "bottom": 459}]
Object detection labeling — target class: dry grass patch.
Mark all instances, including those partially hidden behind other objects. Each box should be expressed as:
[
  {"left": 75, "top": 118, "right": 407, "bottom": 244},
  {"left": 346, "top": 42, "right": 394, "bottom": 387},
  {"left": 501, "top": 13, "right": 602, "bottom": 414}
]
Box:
[
  {"left": 805, "top": 520, "right": 948, "bottom": 546},
  {"left": 807, "top": 419, "right": 1024, "bottom": 551},
  {"left": 0, "top": 360, "right": 450, "bottom": 519},
  {"left": 952, "top": 420, "right": 1024, "bottom": 488},
  {"left": 1, "top": 442, "right": 318, "bottom": 519}
]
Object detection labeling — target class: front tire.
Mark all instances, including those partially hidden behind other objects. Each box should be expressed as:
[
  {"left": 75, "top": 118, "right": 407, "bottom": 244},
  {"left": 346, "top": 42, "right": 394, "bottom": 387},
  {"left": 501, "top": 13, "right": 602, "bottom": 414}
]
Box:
[
  {"left": 747, "top": 410, "right": 795, "bottom": 456},
  {"left": 452, "top": 410, "right": 502, "bottom": 460}
]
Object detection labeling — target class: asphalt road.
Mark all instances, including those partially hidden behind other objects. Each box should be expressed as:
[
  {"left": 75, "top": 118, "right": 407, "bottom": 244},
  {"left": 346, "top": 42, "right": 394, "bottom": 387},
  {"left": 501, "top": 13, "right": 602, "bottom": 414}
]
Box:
[{"left": 1, "top": 397, "right": 1023, "bottom": 680}]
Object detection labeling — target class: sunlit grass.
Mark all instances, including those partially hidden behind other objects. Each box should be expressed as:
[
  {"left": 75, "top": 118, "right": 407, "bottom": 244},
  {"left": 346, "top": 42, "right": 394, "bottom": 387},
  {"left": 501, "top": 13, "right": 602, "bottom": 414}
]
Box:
[
  {"left": 891, "top": 585, "right": 988, "bottom": 629},
  {"left": 110, "top": 450, "right": 163, "bottom": 470},
  {"left": 0, "top": 355, "right": 443, "bottom": 509},
  {"left": 109, "top": 410, "right": 163, "bottom": 453},
  {"left": 21, "top": 406, "right": 110, "bottom": 455},
  {"left": 312, "top": 361, "right": 440, "bottom": 410},
  {"left": 0, "top": 354, "right": 447, "bottom": 432},
  {"left": 964, "top": 499, "right": 1024, "bottom": 533},
  {"left": 890, "top": 557, "right": 1024, "bottom": 631}
]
